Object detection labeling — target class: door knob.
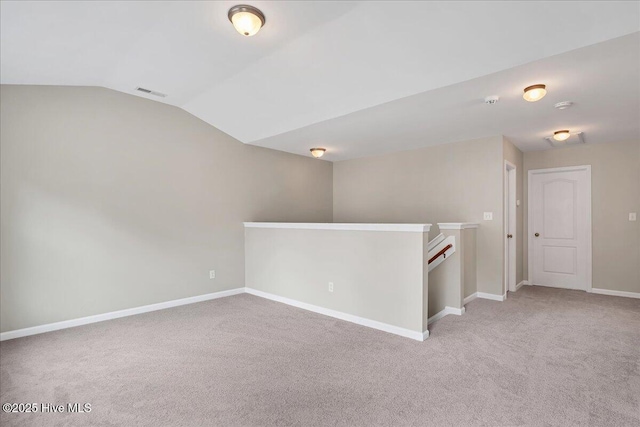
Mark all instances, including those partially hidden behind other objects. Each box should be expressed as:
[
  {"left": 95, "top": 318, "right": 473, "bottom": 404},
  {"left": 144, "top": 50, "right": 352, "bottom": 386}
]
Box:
[
  {"left": 507, "top": 234, "right": 513, "bottom": 238},
  {"left": 534, "top": 232, "right": 540, "bottom": 237}
]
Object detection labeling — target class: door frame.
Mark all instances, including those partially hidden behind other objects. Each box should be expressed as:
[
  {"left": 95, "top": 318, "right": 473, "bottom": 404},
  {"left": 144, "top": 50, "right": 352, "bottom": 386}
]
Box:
[
  {"left": 504, "top": 160, "right": 517, "bottom": 295},
  {"left": 527, "top": 165, "right": 592, "bottom": 292}
]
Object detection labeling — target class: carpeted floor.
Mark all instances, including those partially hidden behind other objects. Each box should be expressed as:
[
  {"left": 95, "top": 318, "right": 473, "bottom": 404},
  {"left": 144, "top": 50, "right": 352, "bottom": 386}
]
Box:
[{"left": 1, "top": 286, "right": 639, "bottom": 426}]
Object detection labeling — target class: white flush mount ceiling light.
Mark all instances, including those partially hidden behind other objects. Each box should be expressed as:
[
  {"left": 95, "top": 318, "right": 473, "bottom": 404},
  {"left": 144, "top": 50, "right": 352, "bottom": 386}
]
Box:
[
  {"left": 553, "top": 130, "right": 571, "bottom": 141},
  {"left": 310, "top": 148, "right": 326, "bottom": 158},
  {"left": 228, "top": 5, "right": 265, "bottom": 37},
  {"left": 523, "top": 84, "right": 547, "bottom": 102}
]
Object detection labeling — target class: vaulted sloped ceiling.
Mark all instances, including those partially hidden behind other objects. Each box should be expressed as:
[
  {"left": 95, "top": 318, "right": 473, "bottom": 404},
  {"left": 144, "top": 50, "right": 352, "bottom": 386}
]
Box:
[{"left": 2, "top": 1, "right": 639, "bottom": 160}]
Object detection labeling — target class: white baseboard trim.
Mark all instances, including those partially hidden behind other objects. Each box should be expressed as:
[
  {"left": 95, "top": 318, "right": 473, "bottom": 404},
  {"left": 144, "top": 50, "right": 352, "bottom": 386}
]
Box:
[
  {"left": 463, "top": 292, "right": 505, "bottom": 304},
  {"left": 0, "top": 288, "right": 245, "bottom": 342},
  {"left": 244, "top": 287, "right": 426, "bottom": 341},
  {"left": 427, "top": 306, "right": 465, "bottom": 325},
  {"left": 591, "top": 288, "right": 640, "bottom": 299},
  {"left": 515, "top": 280, "right": 528, "bottom": 291},
  {"left": 477, "top": 292, "right": 506, "bottom": 301},
  {"left": 4, "top": 286, "right": 510, "bottom": 343},
  {"left": 463, "top": 293, "right": 477, "bottom": 305}
]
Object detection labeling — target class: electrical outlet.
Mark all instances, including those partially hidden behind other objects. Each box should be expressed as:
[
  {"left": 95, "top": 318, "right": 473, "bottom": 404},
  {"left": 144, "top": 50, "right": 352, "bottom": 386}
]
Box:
[
  {"left": 630, "top": 213, "right": 637, "bottom": 221},
  {"left": 483, "top": 212, "right": 493, "bottom": 220},
  {"left": 209, "top": 270, "right": 216, "bottom": 279},
  {"left": 328, "top": 282, "right": 334, "bottom": 293}
]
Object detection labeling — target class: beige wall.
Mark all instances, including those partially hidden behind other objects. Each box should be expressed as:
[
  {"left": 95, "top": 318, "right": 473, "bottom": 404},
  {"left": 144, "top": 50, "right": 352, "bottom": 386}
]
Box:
[
  {"left": 245, "top": 227, "right": 428, "bottom": 333},
  {"left": 523, "top": 140, "right": 640, "bottom": 293},
  {"left": 463, "top": 228, "right": 477, "bottom": 298},
  {"left": 333, "top": 136, "right": 505, "bottom": 296},
  {"left": 503, "top": 137, "right": 524, "bottom": 285},
  {"left": 0, "top": 85, "right": 333, "bottom": 332}
]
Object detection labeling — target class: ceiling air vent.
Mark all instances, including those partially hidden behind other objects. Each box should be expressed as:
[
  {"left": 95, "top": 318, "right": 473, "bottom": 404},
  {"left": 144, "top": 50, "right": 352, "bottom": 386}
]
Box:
[{"left": 135, "top": 87, "right": 167, "bottom": 98}]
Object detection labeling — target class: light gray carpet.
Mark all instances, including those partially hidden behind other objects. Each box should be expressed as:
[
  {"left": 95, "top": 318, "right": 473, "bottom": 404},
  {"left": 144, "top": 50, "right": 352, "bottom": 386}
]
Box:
[{"left": 1, "top": 286, "right": 639, "bottom": 426}]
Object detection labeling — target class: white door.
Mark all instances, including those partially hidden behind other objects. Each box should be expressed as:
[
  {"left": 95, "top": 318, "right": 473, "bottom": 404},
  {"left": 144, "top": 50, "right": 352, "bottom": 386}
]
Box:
[{"left": 529, "top": 166, "right": 591, "bottom": 290}]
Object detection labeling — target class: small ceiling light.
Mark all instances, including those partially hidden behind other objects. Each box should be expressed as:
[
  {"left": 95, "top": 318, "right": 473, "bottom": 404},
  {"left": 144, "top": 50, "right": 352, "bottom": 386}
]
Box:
[
  {"left": 228, "top": 5, "right": 265, "bottom": 37},
  {"left": 310, "top": 148, "right": 326, "bottom": 158},
  {"left": 545, "top": 132, "right": 584, "bottom": 147},
  {"left": 523, "top": 84, "right": 547, "bottom": 102},
  {"left": 553, "top": 130, "right": 571, "bottom": 141}
]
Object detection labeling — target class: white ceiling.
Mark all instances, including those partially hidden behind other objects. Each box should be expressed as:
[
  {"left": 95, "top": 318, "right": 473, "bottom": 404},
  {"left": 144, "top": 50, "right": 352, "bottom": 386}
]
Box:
[
  {"left": 2, "top": 1, "right": 639, "bottom": 160},
  {"left": 253, "top": 33, "right": 640, "bottom": 160}
]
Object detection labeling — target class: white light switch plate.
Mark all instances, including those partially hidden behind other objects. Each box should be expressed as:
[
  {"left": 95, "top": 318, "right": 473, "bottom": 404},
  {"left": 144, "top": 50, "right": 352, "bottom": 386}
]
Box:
[
  {"left": 209, "top": 270, "right": 216, "bottom": 279},
  {"left": 483, "top": 212, "right": 493, "bottom": 220},
  {"left": 630, "top": 213, "right": 637, "bottom": 221}
]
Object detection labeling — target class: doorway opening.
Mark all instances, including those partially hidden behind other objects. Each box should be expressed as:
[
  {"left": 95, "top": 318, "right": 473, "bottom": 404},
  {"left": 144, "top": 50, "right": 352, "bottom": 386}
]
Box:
[{"left": 504, "top": 161, "right": 517, "bottom": 296}]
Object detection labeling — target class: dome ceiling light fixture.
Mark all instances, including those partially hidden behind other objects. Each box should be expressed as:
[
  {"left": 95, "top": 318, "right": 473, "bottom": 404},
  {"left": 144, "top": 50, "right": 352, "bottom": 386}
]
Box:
[
  {"left": 228, "top": 5, "right": 266, "bottom": 37},
  {"left": 310, "top": 148, "right": 326, "bottom": 158},
  {"left": 523, "top": 84, "right": 547, "bottom": 102},
  {"left": 545, "top": 131, "right": 585, "bottom": 147},
  {"left": 553, "top": 130, "right": 571, "bottom": 141}
]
